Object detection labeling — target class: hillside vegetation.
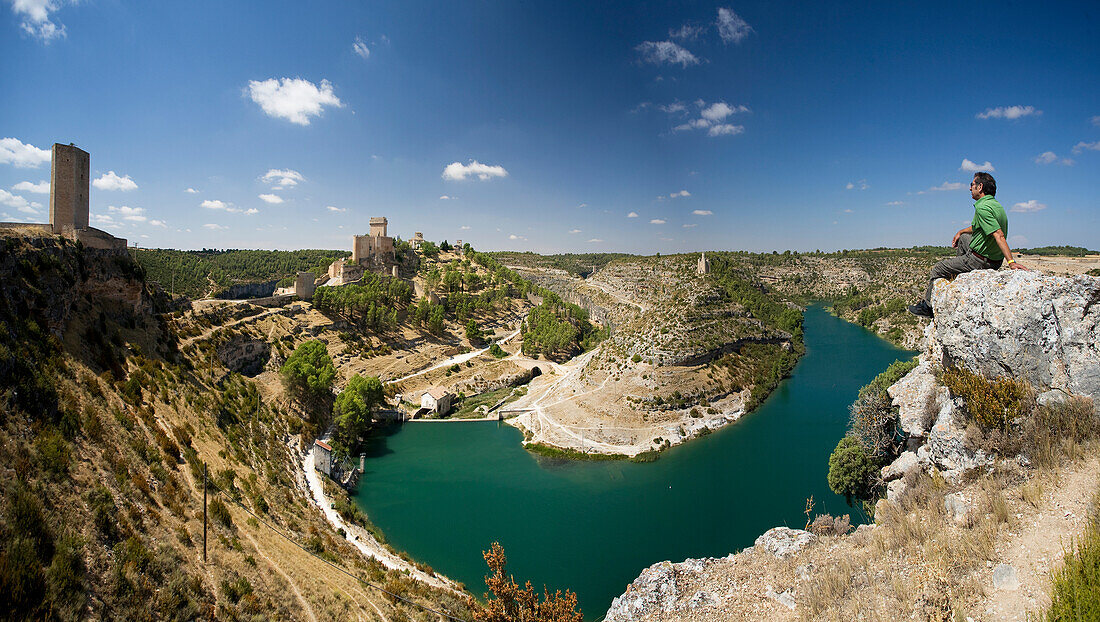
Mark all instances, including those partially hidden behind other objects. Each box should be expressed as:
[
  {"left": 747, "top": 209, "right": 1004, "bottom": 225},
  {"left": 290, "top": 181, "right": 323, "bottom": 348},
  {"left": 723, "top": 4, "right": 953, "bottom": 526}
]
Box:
[
  {"left": 132, "top": 248, "right": 351, "bottom": 298},
  {"left": 0, "top": 233, "right": 478, "bottom": 620}
]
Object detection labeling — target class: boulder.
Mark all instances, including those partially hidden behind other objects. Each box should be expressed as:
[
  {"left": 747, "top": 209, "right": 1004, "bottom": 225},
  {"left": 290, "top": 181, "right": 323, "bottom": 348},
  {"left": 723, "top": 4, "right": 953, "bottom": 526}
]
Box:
[
  {"left": 931, "top": 271, "right": 1100, "bottom": 399},
  {"left": 992, "top": 563, "right": 1019, "bottom": 590},
  {"left": 888, "top": 360, "right": 948, "bottom": 438},
  {"left": 604, "top": 561, "right": 678, "bottom": 622},
  {"left": 944, "top": 492, "right": 973, "bottom": 525},
  {"left": 754, "top": 527, "right": 816, "bottom": 559},
  {"left": 881, "top": 451, "right": 919, "bottom": 481},
  {"left": 927, "top": 397, "right": 993, "bottom": 473}
]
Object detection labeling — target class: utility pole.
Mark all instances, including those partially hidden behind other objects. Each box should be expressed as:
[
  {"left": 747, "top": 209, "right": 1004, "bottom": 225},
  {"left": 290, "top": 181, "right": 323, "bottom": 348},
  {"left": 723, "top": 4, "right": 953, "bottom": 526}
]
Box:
[{"left": 202, "top": 462, "right": 208, "bottom": 563}]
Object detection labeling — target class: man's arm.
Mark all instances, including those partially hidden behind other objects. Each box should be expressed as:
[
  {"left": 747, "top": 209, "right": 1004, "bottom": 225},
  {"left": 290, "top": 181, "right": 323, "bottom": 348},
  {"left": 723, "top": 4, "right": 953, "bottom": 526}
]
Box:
[
  {"left": 992, "top": 229, "right": 1029, "bottom": 271},
  {"left": 952, "top": 226, "right": 973, "bottom": 248}
]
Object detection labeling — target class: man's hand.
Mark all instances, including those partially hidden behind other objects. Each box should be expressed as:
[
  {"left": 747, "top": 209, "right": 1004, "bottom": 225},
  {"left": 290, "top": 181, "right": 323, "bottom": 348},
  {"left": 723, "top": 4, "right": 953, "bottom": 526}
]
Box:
[
  {"left": 1008, "top": 261, "right": 1030, "bottom": 271},
  {"left": 952, "top": 226, "right": 972, "bottom": 248}
]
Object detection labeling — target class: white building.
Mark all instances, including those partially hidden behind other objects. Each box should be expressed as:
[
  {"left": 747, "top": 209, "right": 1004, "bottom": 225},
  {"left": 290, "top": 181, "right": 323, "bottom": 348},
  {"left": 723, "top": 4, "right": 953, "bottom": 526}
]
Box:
[{"left": 420, "top": 386, "right": 454, "bottom": 416}]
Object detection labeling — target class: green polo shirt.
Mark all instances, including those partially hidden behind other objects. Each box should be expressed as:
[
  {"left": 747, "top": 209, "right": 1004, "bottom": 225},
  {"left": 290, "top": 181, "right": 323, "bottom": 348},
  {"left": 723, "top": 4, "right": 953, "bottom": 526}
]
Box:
[{"left": 970, "top": 195, "right": 1008, "bottom": 261}]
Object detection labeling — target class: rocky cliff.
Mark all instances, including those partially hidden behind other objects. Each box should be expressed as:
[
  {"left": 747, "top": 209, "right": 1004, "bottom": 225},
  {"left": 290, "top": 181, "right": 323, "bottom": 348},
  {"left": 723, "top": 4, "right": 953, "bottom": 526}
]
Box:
[{"left": 604, "top": 269, "right": 1100, "bottom": 621}]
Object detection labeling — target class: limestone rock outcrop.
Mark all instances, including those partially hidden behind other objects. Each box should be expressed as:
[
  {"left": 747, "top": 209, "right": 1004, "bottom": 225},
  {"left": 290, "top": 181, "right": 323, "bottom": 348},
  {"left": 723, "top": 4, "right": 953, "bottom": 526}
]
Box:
[{"left": 930, "top": 270, "right": 1100, "bottom": 398}]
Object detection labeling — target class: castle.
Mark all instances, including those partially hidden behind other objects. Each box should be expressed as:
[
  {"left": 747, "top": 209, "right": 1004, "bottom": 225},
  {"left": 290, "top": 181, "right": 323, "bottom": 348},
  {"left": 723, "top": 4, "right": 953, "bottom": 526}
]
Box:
[
  {"left": 326, "top": 216, "right": 400, "bottom": 285},
  {"left": 0, "top": 143, "right": 127, "bottom": 249}
]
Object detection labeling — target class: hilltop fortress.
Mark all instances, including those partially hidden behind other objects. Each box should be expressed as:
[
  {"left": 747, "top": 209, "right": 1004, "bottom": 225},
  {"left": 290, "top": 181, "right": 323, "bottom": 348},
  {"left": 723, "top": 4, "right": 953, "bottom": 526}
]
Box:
[{"left": 0, "top": 143, "right": 127, "bottom": 250}]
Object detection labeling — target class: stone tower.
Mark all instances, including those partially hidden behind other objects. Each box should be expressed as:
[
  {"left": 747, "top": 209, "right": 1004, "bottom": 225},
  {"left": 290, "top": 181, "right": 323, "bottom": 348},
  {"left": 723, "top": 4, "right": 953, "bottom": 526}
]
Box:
[
  {"left": 49, "top": 143, "right": 90, "bottom": 233},
  {"left": 697, "top": 251, "right": 711, "bottom": 275},
  {"left": 369, "top": 217, "right": 388, "bottom": 238}
]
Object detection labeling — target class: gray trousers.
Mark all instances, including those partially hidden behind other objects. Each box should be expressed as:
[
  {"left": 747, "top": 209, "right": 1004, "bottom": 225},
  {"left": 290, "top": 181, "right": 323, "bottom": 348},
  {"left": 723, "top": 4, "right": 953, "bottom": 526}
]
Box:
[{"left": 923, "top": 233, "right": 1001, "bottom": 304}]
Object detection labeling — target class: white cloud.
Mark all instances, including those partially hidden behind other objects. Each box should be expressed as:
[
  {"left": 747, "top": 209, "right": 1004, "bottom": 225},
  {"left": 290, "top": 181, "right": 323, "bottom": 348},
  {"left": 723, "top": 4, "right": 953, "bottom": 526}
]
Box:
[
  {"left": 846, "top": 179, "right": 869, "bottom": 190},
  {"left": 107, "top": 205, "right": 146, "bottom": 221},
  {"left": 587, "top": 238, "right": 603, "bottom": 243},
  {"left": 353, "top": 37, "right": 370, "bottom": 59},
  {"left": 203, "top": 223, "right": 228, "bottom": 230},
  {"left": 716, "top": 8, "right": 753, "bottom": 44},
  {"left": 93, "top": 171, "right": 139, "bottom": 191},
  {"left": 91, "top": 214, "right": 116, "bottom": 226},
  {"left": 627, "top": 211, "right": 639, "bottom": 218},
  {"left": 326, "top": 205, "right": 346, "bottom": 212},
  {"left": 442, "top": 160, "right": 508, "bottom": 181},
  {"left": 660, "top": 101, "right": 687, "bottom": 114},
  {"left": 258, "top": 193, "right": 284, "bottom": 204},
  {"left": 569, "top": 228, "right": 581, "bottom": 234},
  {"left": 692, "top": 209, "right": 713, "bottom": 216},
  {"left": 700, "top": 102, "right": 748, "bottom": 122},
  {"left": 1011, "top": 200, "right": 1047, "bottom": 213},
  {"left": 0, "top": 138, "right": 51, "bottom": 168},
  {"left": 12, "top": 180, "right": 48, "bottom": 194},
  {"left": 460, "top": 225, "right": 471, "bottom": 230},
  {"left": 185, "top": 187, "right": 199, "bottom": 194},
  {"left": 1034, "top": 151, "right": 1074, "bottom": 166},
  {"left": 708, "top": 124, "right": 744, "bottom": 137},
  {"left": 1072, "top": 141, "right": 1100, "bottom": 154},
  {"left": 9, "top": 0, "right": 67, "bottom": 42},
  {"left": 920, "top": 181, "right": 965, "bottom": 194},
  {"left": 976, "top": 105, "right": 1041, "bottom": 120},
  {"left": 0, "top": 189, "right": 41, "bottom": 211},
  {"left": 245, "top": 208, "right": 259, "bottom": 215},
  {"left": 201, "top": 199, "right": 234, "bottom": 211},
  {"left": 635, "top": 41, "right": 699, "bottom": 67},
  {"left": 671, "top": 101, "right": 748, "bottom": 138},
  {"left": 669, "top": 190, "right": 691, "bottom": 198},
  {"left": 669, "top": 23, "right": 704, "bottom": 41},
  {"left": 262, "top": 168, "right": 305, "bottom": 187},
  {"left": 577, "top": 202, "right": 588, "bottom": 208},
  {"left": 650, "top": 218, "right": 666, "bottom": 224},
  {"left": 960, "top": 158, "right": 994, "bottom": 172},
  {"left": 682, "top": 223, "right": 697, "bottom": 228},
  {"left": 247, "top": 78, "right": 343, "bottom": 125},
  {"left": 885, "top": 201, "right": 905, "bottom": 206},
  {"left": 843, "top": 208, "right": 854, "bottom": 214},
  {"left": 1092, "top": 116, "right": 1100, "bottom": 127},
  {"left": 508, "top": 234, "right": 527, "bottom": 241},
  {"left": 149, "top": 219, "right": 167, "bottom": 227},
  {"left": 439, "top": 195, "right": 455, "bottom": 200}
]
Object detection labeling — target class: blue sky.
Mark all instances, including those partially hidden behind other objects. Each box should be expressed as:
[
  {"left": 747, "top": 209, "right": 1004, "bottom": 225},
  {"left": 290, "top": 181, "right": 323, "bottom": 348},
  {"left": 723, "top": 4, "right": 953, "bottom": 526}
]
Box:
[{"left": 2, "top": 1, "right": 1098, "bottom": 253}]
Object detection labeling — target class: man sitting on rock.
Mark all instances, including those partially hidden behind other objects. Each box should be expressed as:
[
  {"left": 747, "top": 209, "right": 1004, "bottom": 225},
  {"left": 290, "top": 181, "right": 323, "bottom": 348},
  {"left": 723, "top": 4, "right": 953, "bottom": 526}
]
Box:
[{"left": 909, "top": 172, "right": 1029, "bottom": 318}]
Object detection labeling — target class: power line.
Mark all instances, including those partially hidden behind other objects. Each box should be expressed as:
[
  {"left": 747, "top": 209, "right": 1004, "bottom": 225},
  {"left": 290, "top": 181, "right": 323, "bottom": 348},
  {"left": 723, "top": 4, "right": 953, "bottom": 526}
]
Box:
[{"left": 210, "top": 488, "right": 471, "bottom": 622}]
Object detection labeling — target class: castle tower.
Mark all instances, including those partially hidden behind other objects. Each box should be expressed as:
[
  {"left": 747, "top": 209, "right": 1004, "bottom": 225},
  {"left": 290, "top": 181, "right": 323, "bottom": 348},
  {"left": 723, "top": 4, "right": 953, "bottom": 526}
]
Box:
[
  {"left": 49, "top": 143, "right": 90, "bottom": 233},
  {"left": 697, "top": 251, "right": 711, "bottom": 275},
  {"left": 369, "top": 217, "right": 388, "bottom": 237}
]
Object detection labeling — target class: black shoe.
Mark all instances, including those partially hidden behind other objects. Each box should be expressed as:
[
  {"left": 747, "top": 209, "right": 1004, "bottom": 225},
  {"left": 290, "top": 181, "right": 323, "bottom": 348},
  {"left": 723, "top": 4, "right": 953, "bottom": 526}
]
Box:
[{"left": 907, "top": 301, "right": 934, "bottom": 318}]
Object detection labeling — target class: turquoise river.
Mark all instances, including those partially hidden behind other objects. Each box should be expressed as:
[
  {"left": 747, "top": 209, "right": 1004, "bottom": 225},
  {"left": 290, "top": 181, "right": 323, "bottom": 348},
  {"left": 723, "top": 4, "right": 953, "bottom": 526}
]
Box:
[{"left": 354, "top": 305, "right": 914, "bottom": 617}]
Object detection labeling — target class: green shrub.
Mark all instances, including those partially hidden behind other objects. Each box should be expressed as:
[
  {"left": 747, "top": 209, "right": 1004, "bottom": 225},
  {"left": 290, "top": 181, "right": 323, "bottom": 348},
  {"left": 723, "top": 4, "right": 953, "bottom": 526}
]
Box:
[
  {"left": 332, "top": 374, "right": 384, "bottom": 454},
  {"left": 488, "top": 343, "right": 507, "bottom": 359},
  {"left": 35, "top": 429, "right": 71, "bottom": 477},
  {"left": 857, "top": 358, "right": 918, "bottom": 400},
  {"left": 209, "top": 497, "right": 232, "bottom": 529},
  {"left": 942, "top": 365, "right": 1033, "bottom": 429},
  {"left": 279, "top": 340, "right": 336, "bottom": 404},
  {"left": 827, "top": 436, "right": 875, "bottom": 504},
  {"left": 631, "top": 354, "right": 642, "bottom": 363},
  {"left": 1045, "top": 492, "right": 1100, "bottom": 620},
  {"left": 46, "top": 534, "right": 86, "bottom": 619}
]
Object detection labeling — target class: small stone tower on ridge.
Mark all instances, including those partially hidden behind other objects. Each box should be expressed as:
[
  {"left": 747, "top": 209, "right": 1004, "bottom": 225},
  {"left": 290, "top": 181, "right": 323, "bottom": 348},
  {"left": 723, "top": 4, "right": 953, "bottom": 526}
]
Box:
[
  {"left": 49, "top": 143, "right": 90, "bottom": 233},
  {"left": 697, "top": 251, "right": 711, "bottom": 275}
]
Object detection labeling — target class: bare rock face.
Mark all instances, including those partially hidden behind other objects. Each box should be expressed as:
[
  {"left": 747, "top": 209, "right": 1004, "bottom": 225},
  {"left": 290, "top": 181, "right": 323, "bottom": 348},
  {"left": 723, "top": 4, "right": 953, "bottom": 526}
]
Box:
[
  {"left": 754, "top": 527, "right": 816, "bottom": 559},
  {"left": 888, "top": 359, "right": 948, "bottom": 439},
  {"left": 931, "top": 271, "right": 1100, "bottom": 399},
  {"left": 603, "top": 561, "right": 679, "bottom": 622}
]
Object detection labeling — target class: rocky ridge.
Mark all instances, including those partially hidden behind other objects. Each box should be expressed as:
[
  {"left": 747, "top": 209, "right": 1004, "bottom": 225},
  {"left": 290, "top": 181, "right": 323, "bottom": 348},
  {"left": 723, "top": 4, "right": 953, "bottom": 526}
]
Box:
[{"left": 603, "top": 269, "right": 1100, "bottom": 621}]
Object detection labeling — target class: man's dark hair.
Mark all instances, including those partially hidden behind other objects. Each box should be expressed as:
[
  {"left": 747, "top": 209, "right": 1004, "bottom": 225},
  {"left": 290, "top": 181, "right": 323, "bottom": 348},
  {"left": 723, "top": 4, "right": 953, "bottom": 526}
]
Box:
[{"left": 973, "top": 172, "right": 996, "bottom": 197}]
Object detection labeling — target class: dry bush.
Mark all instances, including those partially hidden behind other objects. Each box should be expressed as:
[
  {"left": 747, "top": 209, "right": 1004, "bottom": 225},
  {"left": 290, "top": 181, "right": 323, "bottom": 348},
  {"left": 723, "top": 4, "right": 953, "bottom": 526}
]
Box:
[{"left": 943, "top": 365, "right": 1033, "bottom": 430}]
